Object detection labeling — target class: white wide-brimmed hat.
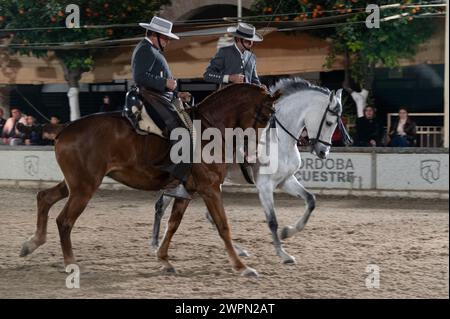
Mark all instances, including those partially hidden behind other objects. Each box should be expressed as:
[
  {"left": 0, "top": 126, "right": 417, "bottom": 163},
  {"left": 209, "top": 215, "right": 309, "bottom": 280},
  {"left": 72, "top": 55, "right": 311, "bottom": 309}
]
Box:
[
  {"left": 227, "top": 22, "right": 263, "bottom": 42},
  {"left": 139, "top": 16, "right": 179, "bottom": 40}
]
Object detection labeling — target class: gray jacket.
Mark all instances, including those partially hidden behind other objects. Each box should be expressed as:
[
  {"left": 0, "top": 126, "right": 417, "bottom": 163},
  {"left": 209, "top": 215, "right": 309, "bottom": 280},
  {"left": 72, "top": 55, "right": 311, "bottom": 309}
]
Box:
[
  {"left": 131, "top": 39, "right": 176, "bottom": 101},
  {"left": 203, "top": 44, "right": 261, "bottom": 85}
]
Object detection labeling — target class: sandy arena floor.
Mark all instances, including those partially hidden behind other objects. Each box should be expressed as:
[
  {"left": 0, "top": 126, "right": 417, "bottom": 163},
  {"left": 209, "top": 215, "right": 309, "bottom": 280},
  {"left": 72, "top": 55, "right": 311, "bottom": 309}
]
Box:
[{"left": 0, "top": 188, "right": 448, "bottom": 299}]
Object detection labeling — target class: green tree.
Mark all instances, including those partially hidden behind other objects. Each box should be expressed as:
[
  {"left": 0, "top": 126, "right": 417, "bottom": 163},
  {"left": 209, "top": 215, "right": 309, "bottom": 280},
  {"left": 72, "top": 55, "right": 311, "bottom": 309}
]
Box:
[
  {"left": 252, "top": 0, "right": 441, "bottom": 116},
  {"left": 0, "top": 0, "right": 170, "bottom": 120}
]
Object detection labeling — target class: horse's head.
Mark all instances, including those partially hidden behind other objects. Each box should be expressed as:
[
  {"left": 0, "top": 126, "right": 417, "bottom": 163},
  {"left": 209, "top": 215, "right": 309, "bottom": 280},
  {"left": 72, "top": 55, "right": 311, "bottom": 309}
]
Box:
[{"left": 305, "top": 88, "right": 343, "bottom": 159}]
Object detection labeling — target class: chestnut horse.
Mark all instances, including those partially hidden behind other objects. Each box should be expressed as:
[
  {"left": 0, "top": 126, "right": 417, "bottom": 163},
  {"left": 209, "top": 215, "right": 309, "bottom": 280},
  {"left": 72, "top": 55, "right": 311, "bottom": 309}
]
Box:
[{"left": 20, "top": 83, "right": 279, "bottom": 277}]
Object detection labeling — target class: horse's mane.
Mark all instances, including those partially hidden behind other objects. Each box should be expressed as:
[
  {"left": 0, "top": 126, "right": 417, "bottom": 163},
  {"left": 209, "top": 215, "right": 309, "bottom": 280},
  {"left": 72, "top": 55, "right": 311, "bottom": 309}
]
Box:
[
  {"left": 197, "top": 83, "right": 266, "bottom": 112},
  {"left": 270, "top": 77, "right": 330, "bottom": 98}
]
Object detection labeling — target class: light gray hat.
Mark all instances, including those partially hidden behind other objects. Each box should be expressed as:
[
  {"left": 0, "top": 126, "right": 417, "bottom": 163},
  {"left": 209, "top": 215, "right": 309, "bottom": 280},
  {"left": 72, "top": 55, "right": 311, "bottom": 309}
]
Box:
[
  {"left": 139, "top": 16, "right": 180, "bottom": 40},
  {"left": 227, "top": 22, "right": 263, "bottom": 42}
]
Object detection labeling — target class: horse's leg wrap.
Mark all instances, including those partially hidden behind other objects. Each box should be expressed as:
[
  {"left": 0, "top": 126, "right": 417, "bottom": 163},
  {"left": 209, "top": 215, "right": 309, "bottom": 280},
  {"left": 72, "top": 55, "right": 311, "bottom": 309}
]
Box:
[
  {"left": 280, "top": 176, "right": 316, "bottom": 239},
  {"left": 151, "top": 195, "right": 173, "bottom": 250},
  {"left": 257, "top": 184, "right": 296, "bottom": 264}
]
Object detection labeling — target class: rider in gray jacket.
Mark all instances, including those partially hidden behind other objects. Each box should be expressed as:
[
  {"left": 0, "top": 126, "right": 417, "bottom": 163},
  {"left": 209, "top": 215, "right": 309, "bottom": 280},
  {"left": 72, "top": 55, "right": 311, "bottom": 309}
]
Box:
[
  {"left": 204, "top": 23, "right": 263, "bottom": 87},
  {"left": 133, "top": 16, "right": 192, "bottom": 200}
]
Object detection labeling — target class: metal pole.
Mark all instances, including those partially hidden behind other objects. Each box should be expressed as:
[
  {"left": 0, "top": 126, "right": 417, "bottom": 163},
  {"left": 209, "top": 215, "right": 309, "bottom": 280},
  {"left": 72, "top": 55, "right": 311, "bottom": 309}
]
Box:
[
  {"left": 444, "top": 0, "right": 449, "bottom": 147},
  {"left": 237, "top": 0, "right": 242, "bottom": 21}
]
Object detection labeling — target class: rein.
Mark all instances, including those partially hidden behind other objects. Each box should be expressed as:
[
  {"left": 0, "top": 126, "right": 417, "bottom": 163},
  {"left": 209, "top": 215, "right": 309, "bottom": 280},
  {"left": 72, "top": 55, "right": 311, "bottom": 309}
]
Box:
[
  {"left": 270, "top": 115, "right": 302, "bottom": 144},
  {"left": 308, "top": 101, "right": 338, "bottom": 147},
  {"left": 270, "top": 91, "right": 353, "bottom": 147}
]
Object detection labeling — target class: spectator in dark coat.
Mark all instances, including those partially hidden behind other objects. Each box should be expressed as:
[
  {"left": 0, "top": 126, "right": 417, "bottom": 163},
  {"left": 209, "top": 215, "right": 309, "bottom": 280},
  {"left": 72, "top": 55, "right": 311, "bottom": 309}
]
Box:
[
  {"left": 389, "top": 107, "right": 417, "bottom": 147},
  {"left": 99, "top": 95, "right": 116, "bottom": 113},
  {"left": 23, "top": 115, "right": 42, "bottom": 145},
  {"left": 354, "top": 106, "right": 383, "bottom": 147}
]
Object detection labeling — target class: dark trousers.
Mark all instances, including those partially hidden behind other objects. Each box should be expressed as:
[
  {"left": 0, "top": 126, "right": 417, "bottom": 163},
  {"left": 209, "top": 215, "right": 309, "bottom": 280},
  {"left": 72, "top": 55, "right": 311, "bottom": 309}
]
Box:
[
  {"left": 144, "top": 97, "right": 179, "bottom": 132},
  {"left": 140, "top": 89, "right": 192, "bottom": 182},
  {"left": 391, "top": 135, "right": 410, "bottom": 147}
]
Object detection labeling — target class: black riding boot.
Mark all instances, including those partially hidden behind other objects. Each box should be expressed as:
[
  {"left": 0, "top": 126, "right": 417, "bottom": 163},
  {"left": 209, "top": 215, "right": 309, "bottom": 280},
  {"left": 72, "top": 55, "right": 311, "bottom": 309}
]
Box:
[
  {"left": 160, "top": 118, "right": 192, "bottom": 200},
  {"left": 137, "top": 89, "right": 192, "bottom": 200},
  {"left": 162, "top": 131, "right": 192, "bottom": 200},
  {"left": 162, "top": 165, "right": 192, "bottom": 200}
]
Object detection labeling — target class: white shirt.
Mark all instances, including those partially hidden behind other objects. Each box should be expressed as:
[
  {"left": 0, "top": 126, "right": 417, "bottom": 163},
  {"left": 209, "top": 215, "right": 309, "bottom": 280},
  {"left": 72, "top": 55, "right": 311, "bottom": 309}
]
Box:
[
  {"left": 397, "top": 119, "right": 407, "bottom": 136},
  {"left": 2, "top": 116, "right": 27, "bottom": 137}
]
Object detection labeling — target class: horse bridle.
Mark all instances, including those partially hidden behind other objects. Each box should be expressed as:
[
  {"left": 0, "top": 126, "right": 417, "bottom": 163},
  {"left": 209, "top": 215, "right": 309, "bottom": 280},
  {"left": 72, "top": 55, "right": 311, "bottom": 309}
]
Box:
[
  {"left": 270, "top": 91, "right": 353, "bottom": 147},
  {"left": 309, "top": 98, "right": 340, "bottom": 147}
]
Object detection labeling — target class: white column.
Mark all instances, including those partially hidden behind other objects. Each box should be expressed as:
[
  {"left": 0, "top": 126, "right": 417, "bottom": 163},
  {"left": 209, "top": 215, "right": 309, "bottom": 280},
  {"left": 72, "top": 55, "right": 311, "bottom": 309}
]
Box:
[
  {"left": 444, "top": 0, "right": 449, "bottom": 147},
  {"left": 237, "top": 0, "right": 242, "bottom": 21},
  {"left": 67, "top": 87, "right": 80, "bottom": 121}
]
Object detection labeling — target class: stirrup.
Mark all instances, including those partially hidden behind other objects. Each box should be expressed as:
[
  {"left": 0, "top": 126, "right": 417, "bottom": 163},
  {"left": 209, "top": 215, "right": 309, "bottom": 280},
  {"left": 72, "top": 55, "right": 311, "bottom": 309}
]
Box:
[{"left": 123, "top": 88, "right": 147, "bottom": 135}]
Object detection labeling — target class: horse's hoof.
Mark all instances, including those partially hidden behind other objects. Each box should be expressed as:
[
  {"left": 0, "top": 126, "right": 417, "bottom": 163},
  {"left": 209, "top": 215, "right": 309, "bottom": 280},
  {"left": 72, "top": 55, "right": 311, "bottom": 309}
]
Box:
[
  {"left": 241, "top": 267, "right": 259, "bottom": 278},
  {"left": 19, "top": 245, "right": 30, "bottom": 257},
  {"left": 282, "top": 256, "right": 296, "bottom": 265},
  {"left": 234, "top": 246, "right": 250, "bottom": 257},
  {"left": 151, "top": 242, "right": 159, "bottom": 252},
  {"left": 238, "top": 250, "right": 250, "bottom": 258},
  {"left": 280, "top": 226, "right": 292, "bottom": 240},
  {"left": 19, "top": 241, "right": 36, "bottom": 257},
  {"left": 162, "top": 266, "right": 176, "bottom": 274}
]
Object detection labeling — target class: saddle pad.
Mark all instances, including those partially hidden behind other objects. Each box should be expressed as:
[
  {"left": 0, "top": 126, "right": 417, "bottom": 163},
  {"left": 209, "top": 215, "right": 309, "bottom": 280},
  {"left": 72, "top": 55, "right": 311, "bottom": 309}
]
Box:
[{"left": 132, "top": 105, "right": 165, "bottom": 138}]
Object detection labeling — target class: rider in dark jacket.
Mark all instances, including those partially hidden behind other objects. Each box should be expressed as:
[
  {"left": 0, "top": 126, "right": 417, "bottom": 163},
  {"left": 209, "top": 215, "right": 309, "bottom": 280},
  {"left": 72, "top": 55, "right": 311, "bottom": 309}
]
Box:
[{"left": 132, "top": 16, "right": 192, "bottom": 200}]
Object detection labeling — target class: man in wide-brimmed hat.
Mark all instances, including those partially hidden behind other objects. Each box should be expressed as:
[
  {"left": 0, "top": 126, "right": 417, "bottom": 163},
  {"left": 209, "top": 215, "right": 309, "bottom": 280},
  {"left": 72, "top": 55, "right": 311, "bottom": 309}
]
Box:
[
  {"left": 204, "top": 23, "right": 263, "bottom": 87},
  {"left": 132, "top": 16, "right": 192, "bottom": 200}
]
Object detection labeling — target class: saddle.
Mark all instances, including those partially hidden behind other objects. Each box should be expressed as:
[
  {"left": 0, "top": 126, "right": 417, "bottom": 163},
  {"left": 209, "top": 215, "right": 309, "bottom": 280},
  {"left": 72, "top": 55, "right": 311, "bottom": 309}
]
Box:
[
  {"left": 123, "top": 87, "right": 164, "bottom": 138},
  {"left": 122, "top": 87, "right": 193, "bottom": 139}
]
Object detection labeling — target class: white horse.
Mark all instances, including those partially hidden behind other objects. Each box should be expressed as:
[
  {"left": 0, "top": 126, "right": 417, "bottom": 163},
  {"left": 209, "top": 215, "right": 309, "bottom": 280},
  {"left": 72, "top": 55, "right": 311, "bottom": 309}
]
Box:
[{"left": 152, "top": 78, "right": 351, "bottom": 264}]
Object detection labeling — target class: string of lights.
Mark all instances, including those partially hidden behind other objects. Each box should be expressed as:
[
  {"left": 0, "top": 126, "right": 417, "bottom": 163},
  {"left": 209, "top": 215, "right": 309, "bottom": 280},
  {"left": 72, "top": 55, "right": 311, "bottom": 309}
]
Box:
[
  {"left": 0, "top": 4, "right": 445, "bottom": 50},
  {"left": 0, "top": 2, "right": 445, "bottom": 32},
  {"left": 1, "top": 13, "right": 445, "bottom": 50}
]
